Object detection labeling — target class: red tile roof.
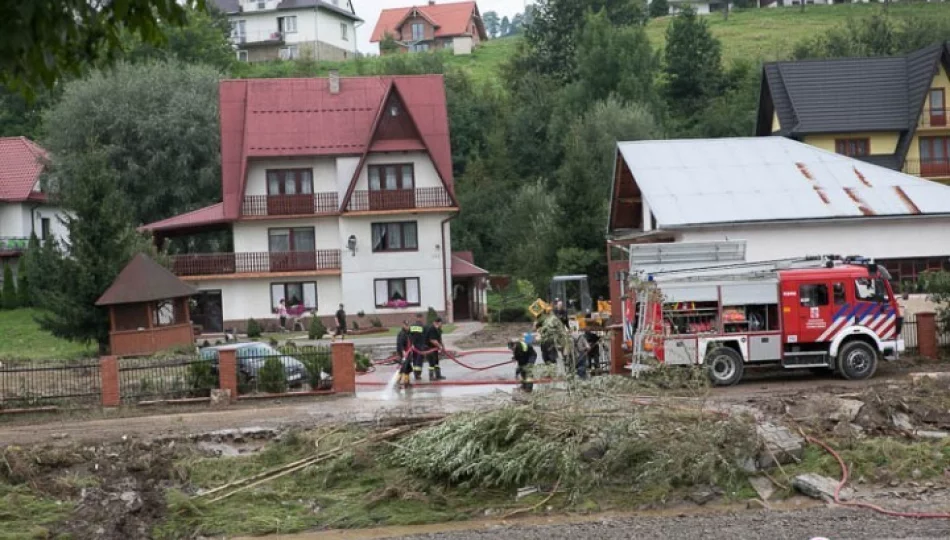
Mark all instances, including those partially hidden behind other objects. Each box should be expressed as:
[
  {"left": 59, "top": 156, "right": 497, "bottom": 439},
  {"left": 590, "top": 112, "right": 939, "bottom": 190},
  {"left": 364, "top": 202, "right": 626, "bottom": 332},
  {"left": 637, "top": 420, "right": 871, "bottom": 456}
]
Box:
[
  {"left": 370, "top": 1, "right": 486, "bottom": 42},
  {"left": 220, "top": 75, "right": 455, "bottom": 219},
  {"left": 452, "top": 251, "right": 488, "bottom": 277},
  {"left": 0, "top": 137, "right": 48, "bottom": 202},
  {"left": 140, "top": 203, "right": 226, "bottom": 233}
]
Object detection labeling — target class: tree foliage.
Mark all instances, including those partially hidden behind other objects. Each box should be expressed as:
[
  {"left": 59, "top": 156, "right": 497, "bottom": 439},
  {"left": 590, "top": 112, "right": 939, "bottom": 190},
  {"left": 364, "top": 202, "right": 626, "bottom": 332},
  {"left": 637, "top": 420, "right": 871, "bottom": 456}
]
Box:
[
  {"left": 792, "top": 13, "right": 950, "bottom": 60},
  {"left": 28, "top": 147, "right": 156, "bottom": 353},
  {"left": 118, "top": 5, "right": 234, "bottom": 71},
  {"left": 0, "top": 0, "right": 205, "bottom": 92},
  {"left": 17, "top": 244, "right": 32, "bottom": 308},
  {"left": 1, "top": 264, "right": 16, "bottom": 310},
  {"left": 663, "top": 7, "right": 723, "bottom": 119},
  {"left": 483, "top": 11, "right": 501, "bottom": 38},
  {"left": 42, "top": 61, "right": 222, "bottom": 227},
  {"left": 648, "top": 0, "right": 669, "bottom": 18}
]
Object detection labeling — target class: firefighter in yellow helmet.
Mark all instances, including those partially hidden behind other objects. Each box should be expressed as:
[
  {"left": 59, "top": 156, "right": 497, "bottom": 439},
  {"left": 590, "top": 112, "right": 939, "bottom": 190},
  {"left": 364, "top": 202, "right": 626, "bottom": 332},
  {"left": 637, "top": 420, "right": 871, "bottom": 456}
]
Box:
[{"left": 508, "top": 337, "right": 537, "bottom": 392}]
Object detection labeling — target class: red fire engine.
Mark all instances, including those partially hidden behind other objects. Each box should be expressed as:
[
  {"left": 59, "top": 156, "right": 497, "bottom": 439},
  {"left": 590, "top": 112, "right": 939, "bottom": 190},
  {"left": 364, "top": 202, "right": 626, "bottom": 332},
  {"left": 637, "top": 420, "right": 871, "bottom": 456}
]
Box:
[{"left": 626, "top": 256, "right": 904, "bottom": 386}]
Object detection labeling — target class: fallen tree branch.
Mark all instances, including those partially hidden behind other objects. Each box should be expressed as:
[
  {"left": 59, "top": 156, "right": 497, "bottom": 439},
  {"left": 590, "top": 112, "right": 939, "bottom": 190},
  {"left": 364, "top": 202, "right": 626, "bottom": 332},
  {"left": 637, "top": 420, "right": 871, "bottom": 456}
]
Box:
[{"left": 503, "top": 478, "right": 562, "bottom": 519}]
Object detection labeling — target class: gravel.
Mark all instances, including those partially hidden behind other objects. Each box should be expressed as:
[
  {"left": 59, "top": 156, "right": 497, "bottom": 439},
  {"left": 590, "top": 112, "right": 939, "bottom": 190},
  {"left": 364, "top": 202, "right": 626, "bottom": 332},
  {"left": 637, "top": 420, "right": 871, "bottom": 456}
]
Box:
[{"left": 391, "top": 507, "right": 950, "bottom": 540}]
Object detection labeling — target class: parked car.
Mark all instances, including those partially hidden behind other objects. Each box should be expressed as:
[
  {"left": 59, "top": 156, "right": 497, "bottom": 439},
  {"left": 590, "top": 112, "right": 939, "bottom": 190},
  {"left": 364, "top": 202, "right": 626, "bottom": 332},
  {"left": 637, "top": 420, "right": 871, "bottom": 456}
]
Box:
[{"left": 199, "top": 343, "right": 311, "bottom": 388}]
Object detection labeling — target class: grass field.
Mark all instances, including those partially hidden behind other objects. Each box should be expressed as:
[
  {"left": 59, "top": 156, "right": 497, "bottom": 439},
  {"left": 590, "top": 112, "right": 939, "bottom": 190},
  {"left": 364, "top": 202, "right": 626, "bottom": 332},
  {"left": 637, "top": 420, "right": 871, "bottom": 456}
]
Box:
[
  {"left": 0, "top": 309, "right": 95, "bottom": 361},
  {"left": 644, "top": 3, "right": 950, "bottom": 64}
]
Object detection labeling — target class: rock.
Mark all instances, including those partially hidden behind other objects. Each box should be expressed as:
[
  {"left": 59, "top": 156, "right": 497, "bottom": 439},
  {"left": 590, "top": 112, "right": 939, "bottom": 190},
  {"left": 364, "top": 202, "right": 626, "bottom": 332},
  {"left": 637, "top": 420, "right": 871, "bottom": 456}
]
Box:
[
  {"left": 916, "top": 430, "right": 950, "bottom": 440},
  {"left": 756, "top": 423, "right": 805, "bottom": 469},
  {"left": 912, "top": 469, "right": 923, "bottom": 480},
  {"left": 911, "top": 372, "right": 950, "bottom": 384},
  {"left": 210, "top": 389, "right": 231, "bottom": 406},
  {"left": 51, "top": 433, "right": 69, "bottom": 440},
  {"left": 119, "top": 491, "right": 142, "bottom": 511},
  {"left": 832, "top": 421, "right": 865, "bottom": 439},
  {"left": 891, "top": 412, "right": 914, "bottom": 432},
  {"left": 829, "top": 399, "right": 865, "bottom": 423},
  {"left": 688, "top": 489, "right": 716, "bottom": 505},
  {"left": 792, "top": 473, "right": 853, "bottom": 501},
  {"left": 748, "top": 476, "right": 776, "bottom": 501}
]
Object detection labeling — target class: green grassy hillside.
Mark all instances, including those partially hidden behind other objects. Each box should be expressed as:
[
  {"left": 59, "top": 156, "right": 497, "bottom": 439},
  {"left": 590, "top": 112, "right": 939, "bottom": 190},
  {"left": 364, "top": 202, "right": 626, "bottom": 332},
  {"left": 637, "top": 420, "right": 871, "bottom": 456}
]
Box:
[{"left": 645, "top": 3, "right": 950, "bottom": 64}]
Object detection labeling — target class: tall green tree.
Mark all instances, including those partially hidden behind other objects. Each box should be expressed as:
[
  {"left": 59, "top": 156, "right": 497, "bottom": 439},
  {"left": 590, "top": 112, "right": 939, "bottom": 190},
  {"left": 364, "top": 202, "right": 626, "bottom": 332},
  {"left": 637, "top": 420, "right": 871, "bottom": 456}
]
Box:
[
  {"left": 501, "top": 16, "right": 511, "bottom": 36},
  {"left": 1, "top": 264, "right": 16, "bottom": 310},
  {"left": 483, "top": 11, "right": 501, "bottom": 38},
  {"left": 792, "top": 13, "right": 950, "bottom": 60},
  {"left": 663, "top": 7, "right": 723, "bottom": 120},
  {"left": 119, "top": 6, "right": 235, "bottom": 71},
  {"left": 30, "top": 147, "right": 155, "bottom": 353},
  {"left": 1, "top": 0, "right": 206, "bottom": 92},
  {"left": 649, "top": 0, "right": 670, "bottom": 18},
  {"left": 17, "top": 248, "right": 31, "bottom": 308},
  {"left": 42, "top": 61, "right": 222, "bottom": 227}
]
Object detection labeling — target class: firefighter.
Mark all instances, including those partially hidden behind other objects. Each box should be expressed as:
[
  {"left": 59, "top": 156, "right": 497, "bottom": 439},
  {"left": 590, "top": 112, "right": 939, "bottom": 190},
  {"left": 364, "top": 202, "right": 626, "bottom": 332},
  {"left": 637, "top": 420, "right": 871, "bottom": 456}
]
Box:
[
  {"left": 396, "top": 320, "right": 412, "bottom": 387},
  {"left": 424, "top": 317, "right": 446, "bottom": 380},
  {"left": 508, "top": 338, "right": 537, "bottom": 392},
  {"left": 408, "top": 314, "right": 426, "bottom": 380}
]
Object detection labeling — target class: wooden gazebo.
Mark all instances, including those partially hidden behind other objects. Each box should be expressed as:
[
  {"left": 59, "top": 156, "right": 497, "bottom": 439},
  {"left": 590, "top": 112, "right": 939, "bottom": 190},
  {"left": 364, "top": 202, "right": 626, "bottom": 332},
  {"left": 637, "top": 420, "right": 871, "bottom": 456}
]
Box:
[{"left": 96, "top": 254, "right": 197, "bottom": 357}]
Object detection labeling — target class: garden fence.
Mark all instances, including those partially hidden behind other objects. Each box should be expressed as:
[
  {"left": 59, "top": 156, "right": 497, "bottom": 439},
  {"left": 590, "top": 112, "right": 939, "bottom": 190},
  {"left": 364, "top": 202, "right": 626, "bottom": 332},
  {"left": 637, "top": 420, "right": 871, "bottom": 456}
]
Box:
[
  {"left": 118, "top": 355, "right": 218, "bottom": 403},
  {"left": 0, "top": 359, "right": 101, "bottom": 409}
]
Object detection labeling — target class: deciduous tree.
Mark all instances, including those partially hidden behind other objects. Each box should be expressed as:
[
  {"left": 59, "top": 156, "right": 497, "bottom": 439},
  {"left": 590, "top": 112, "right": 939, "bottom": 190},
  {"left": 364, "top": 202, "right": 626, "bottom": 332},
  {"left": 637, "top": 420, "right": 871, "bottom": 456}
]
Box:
[{"left": 483, "top": 11, "right": 501, "bottom": 38}]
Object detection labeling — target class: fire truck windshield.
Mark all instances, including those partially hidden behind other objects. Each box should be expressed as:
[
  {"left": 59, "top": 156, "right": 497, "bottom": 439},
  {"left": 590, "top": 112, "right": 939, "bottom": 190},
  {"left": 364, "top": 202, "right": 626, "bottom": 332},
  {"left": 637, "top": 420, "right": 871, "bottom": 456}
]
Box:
[{"left": 855, "top": 278, "right": 888, "bottom": 303}]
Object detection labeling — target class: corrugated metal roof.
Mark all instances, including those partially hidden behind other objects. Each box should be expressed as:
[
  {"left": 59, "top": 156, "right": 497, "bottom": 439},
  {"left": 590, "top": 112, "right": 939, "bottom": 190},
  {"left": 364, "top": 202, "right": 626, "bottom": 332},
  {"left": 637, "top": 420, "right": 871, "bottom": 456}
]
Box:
[
  {"left": 96, "top": 254, "right": 197, "bottom": 306},
  {"left": 616, "top": 137, "right": 950, "bottom": 228},
  {"left": 0, "top": 137, "right": 48, "bottom": 202}
]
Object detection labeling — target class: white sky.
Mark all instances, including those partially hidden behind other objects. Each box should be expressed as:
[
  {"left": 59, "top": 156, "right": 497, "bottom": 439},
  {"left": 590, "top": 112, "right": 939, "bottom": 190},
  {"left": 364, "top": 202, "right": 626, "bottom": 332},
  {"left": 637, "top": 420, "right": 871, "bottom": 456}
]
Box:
[{"left": 353, "top": 0, "right": 529, "bottom": 54}]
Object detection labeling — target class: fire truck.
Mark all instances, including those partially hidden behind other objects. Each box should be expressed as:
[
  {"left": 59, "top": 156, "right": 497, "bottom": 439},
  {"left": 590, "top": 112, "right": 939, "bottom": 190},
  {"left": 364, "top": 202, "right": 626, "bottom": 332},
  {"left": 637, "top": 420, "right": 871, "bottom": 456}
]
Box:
[{"left": 625, "top": 255, "right": 904, "bottom": 386}]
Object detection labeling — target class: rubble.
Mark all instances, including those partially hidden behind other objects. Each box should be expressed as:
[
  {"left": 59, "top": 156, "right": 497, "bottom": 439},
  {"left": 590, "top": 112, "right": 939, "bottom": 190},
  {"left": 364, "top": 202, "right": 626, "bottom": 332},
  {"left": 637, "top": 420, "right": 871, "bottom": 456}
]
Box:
[
  {"left": 756, "top": 423, "right": 805, "bottom": 469},
  {"left": 748, "top": 476, "right": 776, "bottom": 501},
  {"left": 792, "top": 473, "right": 853, "bottom": 502},
  {"left": 891, "top": 412, "right": 915, "bottom": 432}
]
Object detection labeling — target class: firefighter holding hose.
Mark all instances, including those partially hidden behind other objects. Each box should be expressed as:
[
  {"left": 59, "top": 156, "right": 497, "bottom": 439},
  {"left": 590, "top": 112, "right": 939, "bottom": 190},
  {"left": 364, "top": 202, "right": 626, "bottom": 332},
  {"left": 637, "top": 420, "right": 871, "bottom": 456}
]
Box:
[
  {"left": 424, "top": 318, "right": 447, "bottom": 380},
  {"left": 396, "top": 320, "right": 413, "bottom": 387},
  {"left": 408, "top": 314, "right": 426, "bottom": 381},
  {"left": 508, "top": 337, "right": 537, "bottom": 392}
]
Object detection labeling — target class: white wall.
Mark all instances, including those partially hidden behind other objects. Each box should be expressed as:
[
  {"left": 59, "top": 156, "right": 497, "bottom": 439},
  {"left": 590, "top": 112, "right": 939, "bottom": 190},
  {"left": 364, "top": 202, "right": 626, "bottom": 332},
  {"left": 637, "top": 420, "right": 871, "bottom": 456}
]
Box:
[
  {"left": 245, "top": 157, "right": 339, "bottom": 196},
  {"left": 315, "top": 9, "right": 357, "bottom": 53},
  {"left": 676, "top": 217, "right": 950, "bottom": 262},
  {"left": 336, "top": 156, "right": 360, "bottom": 195},
  {"left": 230, "top": 7, "right": 356, "bottom": 53},
  {"left": 193, "top": 275, "right": 343, "bottom": 320},
  {"left": 0, "top": 202, "right": 68, "bottom": 242},
  {"left": 354, "top": 152, "right": 444, "bottom": 191},
  {"left": 453, "top": 36, "right": 473, "bottom": 56},
  {"left": 232, "top": 218, "right": 341, "bottom": 253}
]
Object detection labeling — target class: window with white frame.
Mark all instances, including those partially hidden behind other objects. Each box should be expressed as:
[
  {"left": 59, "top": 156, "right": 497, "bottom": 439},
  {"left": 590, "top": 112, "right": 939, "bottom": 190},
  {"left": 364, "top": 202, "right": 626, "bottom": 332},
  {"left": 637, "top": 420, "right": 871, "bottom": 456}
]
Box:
[
  {"left": 341, "top": 22, "right": 348, "bottom": 40},
  {"left": 278, "top": 15, "right": 297, "bottom": 33},
  {"left": 271, "top": 282, "right": 317, "bottom": 311},
  {"left": 372, "top": 222, "right": 418, "bottom": 252},
  {"left": 237, "top": 50, "right": 249, "bottom": 62},
  {"left": 375, "top": 278, "right": 420, "bottom": 308},
  {"left": 279, "top": 45, "right": 299, "bottom": 60}
]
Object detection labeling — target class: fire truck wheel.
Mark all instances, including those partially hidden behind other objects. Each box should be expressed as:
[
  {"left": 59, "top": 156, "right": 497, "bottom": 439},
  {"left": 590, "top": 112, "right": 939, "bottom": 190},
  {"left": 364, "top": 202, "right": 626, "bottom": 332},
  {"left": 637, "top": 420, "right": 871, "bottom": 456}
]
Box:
[
  {"left": 837, "top": 340, "right": 878, "bottom": 381},
  {"left": 704, "top": 347, "right": 744, "bottom": 386}
]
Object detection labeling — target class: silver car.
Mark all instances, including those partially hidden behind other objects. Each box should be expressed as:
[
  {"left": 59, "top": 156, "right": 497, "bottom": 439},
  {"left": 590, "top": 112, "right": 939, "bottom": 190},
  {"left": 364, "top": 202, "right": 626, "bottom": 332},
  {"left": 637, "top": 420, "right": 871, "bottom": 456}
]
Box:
[{"left": 200, "top": 343, "right": 308, "bottom": 387}]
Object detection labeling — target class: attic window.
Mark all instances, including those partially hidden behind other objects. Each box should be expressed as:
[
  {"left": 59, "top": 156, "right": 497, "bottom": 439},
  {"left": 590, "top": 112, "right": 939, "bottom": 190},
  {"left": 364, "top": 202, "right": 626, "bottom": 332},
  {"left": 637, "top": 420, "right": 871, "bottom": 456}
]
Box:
[{"left": 389, "top": 102, "right": 401, "bottom": 117}]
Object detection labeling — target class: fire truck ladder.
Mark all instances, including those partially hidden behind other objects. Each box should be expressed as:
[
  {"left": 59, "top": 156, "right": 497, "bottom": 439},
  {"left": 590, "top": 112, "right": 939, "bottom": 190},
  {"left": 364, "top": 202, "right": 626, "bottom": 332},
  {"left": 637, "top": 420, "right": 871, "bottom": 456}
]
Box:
[{"left": 641, "top": 255, "right": 853, "bottom": 284}]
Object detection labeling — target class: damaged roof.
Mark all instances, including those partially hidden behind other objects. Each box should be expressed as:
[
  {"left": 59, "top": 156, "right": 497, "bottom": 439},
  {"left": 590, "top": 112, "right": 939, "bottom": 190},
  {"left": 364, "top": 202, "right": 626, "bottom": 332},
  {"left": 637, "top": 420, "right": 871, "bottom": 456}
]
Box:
[{"left": 615, "top": 137, "right": 950, "bottom": 229}]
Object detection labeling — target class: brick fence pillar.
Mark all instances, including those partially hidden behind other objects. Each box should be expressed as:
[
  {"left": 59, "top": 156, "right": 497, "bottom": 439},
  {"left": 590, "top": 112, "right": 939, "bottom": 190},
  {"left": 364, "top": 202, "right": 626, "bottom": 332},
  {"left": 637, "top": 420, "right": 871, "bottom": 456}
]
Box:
[
  {"left": 917, "top": 312, "right": 938, "bottom": 360},
  {"left": 331, "top": 342, "right": 356, "bottom": 394},
  {"left": 610, "top": 332, "right": 625, "bottom": 375},
  {"left": 99, "top": 356, "right": 120, "bottom": 408},
  {"left": 218, "top": 349, "right": 239, "bottom": 403}
]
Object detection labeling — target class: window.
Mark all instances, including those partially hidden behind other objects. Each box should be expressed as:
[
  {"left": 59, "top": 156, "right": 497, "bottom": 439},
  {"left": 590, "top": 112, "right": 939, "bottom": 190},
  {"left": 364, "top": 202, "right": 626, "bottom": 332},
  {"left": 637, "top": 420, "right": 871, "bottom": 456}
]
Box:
[
  {"left": 368, "top": 164, "right": 414, "bottom": 191},
  {"left": 278, "top": 15, "right": 297, "bottom": 33},
  {"left": 375, "top": 278, "right": 421, "bottom": 307},
  {"left": 231, "top": 20, "right": 246, "bottom": 42},
  {"left": 153, "top": 300, "right": 177, "bottom": 327},
  {"left": 410, "top": 43, "right": 429, "bottom": 52},
  {"left": 835, "top": 138, "right": 869, "bottom": 157},
  {"left": 929, "top": 88, "right": 946, "bottom": 127},
  {"left": 832, "top": 282, "right": 846, "bottom": 305},
  {"left": 372, "top": 222, "right": 418, "bottom": 252},
  {"left": 412, "top": 22, "right": 424, "bottom": 41},
  {"left": 271, "top": 282, "right": 317, "bottom": 310},
  {"left": 269, "top": 227, "right": 315, "bottom": 253},
  {"left": 266, "top": 169, "right": 313, "bottom": 195},
  {"left": 799, "top": 284, "right": 829, "bottom": 308},
  {"left": 855, "top": 278, "right": 886, "bottom": 303},
  {"left": 279, "top": 45, "right": 299, "bottom": 60},
  {"left": 341, "top": 22, "right": 348, "bottom": 40},
  {"left": 236, "top": 50, "right": 249, "bottom": 62},
  {"left": 40, "top": 218, "right": 51, "bottom": 240}
]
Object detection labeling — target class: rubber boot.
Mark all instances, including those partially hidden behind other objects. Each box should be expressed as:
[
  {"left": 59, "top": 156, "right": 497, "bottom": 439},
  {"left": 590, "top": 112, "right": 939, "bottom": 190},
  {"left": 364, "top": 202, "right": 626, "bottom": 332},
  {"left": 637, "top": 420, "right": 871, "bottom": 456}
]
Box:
[
  {"left": 434, "top": 366, "right": 446, "bottom": 381},
  {"left": 413, "top": 368, "right": 422, "bottom": 381}
]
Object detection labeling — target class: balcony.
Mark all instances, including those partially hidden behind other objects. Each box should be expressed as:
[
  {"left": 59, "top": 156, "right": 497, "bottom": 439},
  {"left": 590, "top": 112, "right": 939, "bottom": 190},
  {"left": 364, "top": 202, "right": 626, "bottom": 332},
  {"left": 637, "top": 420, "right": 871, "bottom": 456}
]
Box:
[
  {"left": 0, "top": 237, "right": 30, "bottom": 256},
  {"left": 241, "top": 193, "right": 339, "bottom": 218},
  {"left": 346, "top": 187, "right": 454, "bottom": 213},
  {"left": 231, "top": 30, "right": 284, "bottom": 46},
  {"left": 171, "top": 250, "right": 341, "bottom": 278},
  {"left": 904, "top": 158, "right": 950, "bottom": 179},
  {"left": 918, "top": 108, "right": 949, "bottom": 129}
]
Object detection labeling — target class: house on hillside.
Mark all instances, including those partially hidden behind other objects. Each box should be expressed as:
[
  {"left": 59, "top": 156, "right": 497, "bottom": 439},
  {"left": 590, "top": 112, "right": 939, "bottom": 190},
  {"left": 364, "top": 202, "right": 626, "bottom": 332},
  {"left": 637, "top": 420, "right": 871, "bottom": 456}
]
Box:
[
  {"left": 756, "top": 41, "right": 950, "bottom": 185},
  {"left": 142, "top": 72, "right": 485, "bottom": 334},
  {"left": 605, "top": 137, "right": 950, "bottom": 329},
  {"left": 212, "top": 0, "right": 362, "bottom": 62},
  {"left": 0, "top": 137, "right": 69, "bottom": 273},
  {"left": 370, "top": 1, "right": 487, "bottom": 56}
]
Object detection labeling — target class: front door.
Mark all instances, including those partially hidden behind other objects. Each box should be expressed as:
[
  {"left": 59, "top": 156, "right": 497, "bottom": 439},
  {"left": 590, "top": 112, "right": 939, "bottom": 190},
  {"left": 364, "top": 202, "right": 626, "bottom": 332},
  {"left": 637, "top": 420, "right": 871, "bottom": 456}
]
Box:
[
  {"left": 452, "top": 281, "right": 471, "bottom": 320},
  {"left": 795, "top": 282, "right": 832, "bottom": 344},
  {"left": 192, "top": 290, "right": 224, "bottom": 334}
]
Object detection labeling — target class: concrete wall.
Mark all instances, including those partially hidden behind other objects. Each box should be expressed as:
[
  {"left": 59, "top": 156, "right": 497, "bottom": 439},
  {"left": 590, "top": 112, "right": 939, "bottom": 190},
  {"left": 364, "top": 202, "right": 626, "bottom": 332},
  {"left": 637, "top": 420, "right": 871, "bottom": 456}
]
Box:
[
  {"left": 315, "top": 8, "right": 357, "bottom": 53},
  {"left": 453, "top": 36, "right": 473, "bottom": 55}
]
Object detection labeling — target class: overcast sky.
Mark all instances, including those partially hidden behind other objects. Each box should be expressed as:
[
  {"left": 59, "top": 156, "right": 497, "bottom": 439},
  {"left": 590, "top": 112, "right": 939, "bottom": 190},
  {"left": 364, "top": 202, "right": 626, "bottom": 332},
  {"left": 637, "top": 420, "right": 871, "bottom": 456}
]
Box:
[{"left": 354, "top": 0, "right": 530, "bottom": 54}]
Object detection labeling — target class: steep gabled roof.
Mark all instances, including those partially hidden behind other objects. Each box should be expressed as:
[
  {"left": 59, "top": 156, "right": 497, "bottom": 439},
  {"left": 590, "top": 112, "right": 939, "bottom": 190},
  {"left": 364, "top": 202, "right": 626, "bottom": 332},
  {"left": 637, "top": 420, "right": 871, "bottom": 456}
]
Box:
[
  {"left": 614, "top": 137, "right": 950, "bottom": 229},
  {"left": 370, "top": 1, "right": 487, "bottom": 42},
  {"left": 758, "top": 42, "right": 949, "bottom": 137},
  {"left": 96, "top": 254, "right": 197, "bottom": 306},
  {"left": 218, "top": 75, "right": 455, "bottom": 219},
  {"left": 0, "top": 137, "right": 48, "bottom": 202}
]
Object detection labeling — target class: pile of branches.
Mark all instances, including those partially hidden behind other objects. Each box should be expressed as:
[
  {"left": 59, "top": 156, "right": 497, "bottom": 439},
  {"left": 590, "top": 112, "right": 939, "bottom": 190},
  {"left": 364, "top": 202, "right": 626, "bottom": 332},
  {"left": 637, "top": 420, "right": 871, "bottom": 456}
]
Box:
[{"left": 388, "top": 377, "right": 758, "bottom": 499}]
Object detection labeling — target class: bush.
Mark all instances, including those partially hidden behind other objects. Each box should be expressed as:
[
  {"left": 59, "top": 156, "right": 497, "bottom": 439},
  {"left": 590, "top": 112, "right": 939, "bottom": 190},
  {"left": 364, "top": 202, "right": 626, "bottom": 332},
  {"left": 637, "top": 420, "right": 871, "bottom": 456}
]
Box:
[
  {"left": 246, "top": 318, "right": 262, "bottom": 338},
  {"left": 370, "top": 317, "right": 383, "bottom": 328},
  {"left": 355, "top": 351, "right": 371, "bottom": 373},
  {"left": 188, "top": 360, "right": 218, "bottom": 395},
  {"left": 357, "top": 310, "right": 365, "bottom": 318},
  {"left": 268, "top": 337, "right": 279, "bottom": 347},
  {"left": 498, "top": 306, "right": 531, "bottom": 323},
  {"left": 426, "top": 306, "right": 439, "bottom": 325},
  {"left": 1, "top": 264, "right": 17, "bottom": 310},
  {"left": 258, "top": 356, "right": 287, "bottom": 394},
  {"left": 351, "top": 320, "right": 360, "bottom": 331},
  {"left": 300, "top": 350, "right": 331, "bottom": 389},
  {"left": 200, "top": 340, "right": 211, "bottom": 348},
  {"left": 309, "top": 317, "right": 328, "bottom": 339},
  {"left": 16, "top": 254, "right": 30, "bottom": 308}
]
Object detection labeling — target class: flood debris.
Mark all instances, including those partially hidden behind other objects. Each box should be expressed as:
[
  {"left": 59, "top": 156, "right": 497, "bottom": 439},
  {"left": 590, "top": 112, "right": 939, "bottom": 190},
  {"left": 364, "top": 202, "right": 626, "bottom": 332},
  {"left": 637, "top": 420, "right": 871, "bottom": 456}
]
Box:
[{"left": 793, "top": 473, "right": 853, "bottom": 502}]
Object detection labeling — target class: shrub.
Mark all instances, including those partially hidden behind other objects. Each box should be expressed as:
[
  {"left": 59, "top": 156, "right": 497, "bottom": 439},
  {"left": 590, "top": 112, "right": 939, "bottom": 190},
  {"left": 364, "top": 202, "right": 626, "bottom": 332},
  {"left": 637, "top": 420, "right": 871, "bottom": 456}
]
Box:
[
  {"left": 1, "top": 264, "right": 17, "bottom": 310},
  {"left": 188, "top": 360, "right": 218, "bottom": 395},
  {"left": 269, "top": 337, "right": 279, "bottom": 348},
  {"left": 201, "top": 340, "right": 211, "bottom": 348},
  {"left": 309, "top": 317, "right": 328, "bottom": 340},
  {"left": 258, "top": 356, "right": 287, "bottom": 394},
  {"left": 498, "top": 307, "right": 530, "bottom": 323},
  {"left": 426, "top": 306, "right": 439, "bottom": 325},
  {"left": 357, "top": 310, "right": 366, "bottom": 318},
  {"left": 354, "top": 351, "right": 371, "bottom": 373},
  {"left": 300, "top": 350, "right": 331, "bottom": 389},
  {"left": 16, "top": 254, "right": 30, "bottom": 307},
  {"left": 370, "top": 317, "right": 383, "bottom": 328},
  {"left": 351, "top": 320, "right": 360, "bottom": 331},
  {"left": 246, "top": 318, "right": 262, "bottom": 338}
]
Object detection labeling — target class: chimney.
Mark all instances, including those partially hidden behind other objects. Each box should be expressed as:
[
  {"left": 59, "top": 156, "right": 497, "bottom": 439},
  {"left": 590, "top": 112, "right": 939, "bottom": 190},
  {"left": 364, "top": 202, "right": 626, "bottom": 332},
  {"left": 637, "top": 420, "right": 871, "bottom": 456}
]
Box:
[
  {"left": 428, "top": 0, "right": 435, "bottom": 5},
  {"left": 329, "top": 70, "right": 340, "bottom": 94}
]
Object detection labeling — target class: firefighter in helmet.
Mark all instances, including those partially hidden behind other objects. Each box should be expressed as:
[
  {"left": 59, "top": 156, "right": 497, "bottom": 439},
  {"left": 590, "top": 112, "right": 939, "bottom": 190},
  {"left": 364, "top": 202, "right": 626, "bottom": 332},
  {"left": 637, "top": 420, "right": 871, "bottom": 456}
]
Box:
[
  {"left": 424, "top": 318, "right": 447, "bottom": 380},
  {"left": 396, "top": 320, "right": 413, "bottom": 387},
  {"left": 408, "top": 314, "right": 427, "bottom": 380},
  {"left": 508, "top": 337, "right": 537, "bottom": 392}
]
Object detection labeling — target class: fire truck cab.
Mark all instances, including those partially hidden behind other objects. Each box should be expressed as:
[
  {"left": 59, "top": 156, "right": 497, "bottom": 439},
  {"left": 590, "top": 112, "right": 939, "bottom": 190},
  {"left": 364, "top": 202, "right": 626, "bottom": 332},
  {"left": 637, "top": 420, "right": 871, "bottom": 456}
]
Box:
[{"left": 629, "top": 257, "right": 904, "bottom": 386}]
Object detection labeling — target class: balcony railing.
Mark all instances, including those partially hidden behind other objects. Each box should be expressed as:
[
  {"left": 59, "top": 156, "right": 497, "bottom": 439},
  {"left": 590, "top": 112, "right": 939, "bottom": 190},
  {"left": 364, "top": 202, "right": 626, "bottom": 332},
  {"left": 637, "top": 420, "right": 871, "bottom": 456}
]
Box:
[
  {"left": 171, "top": 250, "right": 341, "bottom": 277},
  {"left": 231, "top": 31, "right": 284, "bottom": 45},
  {"left": 346, "top": 187, "right": 454, "bottom": 212},
  {"left": 241, "top": 193, "right": 339, "bottom": 217},
  {"left": 918, "top": 108, "right": 949, "bottom": 128},
  {"left": 0, "top": 237, "right": 31, "bottom": 255},
  {"left": 904, "top": 158, "right": 950, "bottom": 178}
]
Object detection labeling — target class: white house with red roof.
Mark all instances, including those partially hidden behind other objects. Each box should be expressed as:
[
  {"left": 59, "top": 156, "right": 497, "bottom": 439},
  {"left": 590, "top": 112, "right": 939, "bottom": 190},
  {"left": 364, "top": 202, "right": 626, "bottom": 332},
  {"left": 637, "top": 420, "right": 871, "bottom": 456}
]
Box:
[
  {"left": 0, "top": 137, "right": 69, "bottom": 264},
  {"left": 371, "top": 1, "right": 487, "bottom": 56},
  {"left": 143, "top": 73, "right": 485, "bottom": 333}
]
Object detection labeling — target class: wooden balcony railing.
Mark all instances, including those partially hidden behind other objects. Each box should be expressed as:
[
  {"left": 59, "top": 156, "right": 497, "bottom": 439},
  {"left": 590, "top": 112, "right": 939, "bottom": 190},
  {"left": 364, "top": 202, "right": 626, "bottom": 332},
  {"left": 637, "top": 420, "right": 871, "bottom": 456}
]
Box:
[
  {"left": 918, "top": 107, "right": 948, "bottom": 128},
  {"left": 241, "top": 193, "right": 339, "bottom": 217},
  {"left": 346, "top": 187, "right": 454, "bottom": 212},
  {"left": 0, "top": 237, "right": 31, "bottom": 255},
  {"left": 904, "top": 158, "right": 950, "bottom": 178},
  {"left": 171, "top": 250, "right": 341, "bottom": 277}
]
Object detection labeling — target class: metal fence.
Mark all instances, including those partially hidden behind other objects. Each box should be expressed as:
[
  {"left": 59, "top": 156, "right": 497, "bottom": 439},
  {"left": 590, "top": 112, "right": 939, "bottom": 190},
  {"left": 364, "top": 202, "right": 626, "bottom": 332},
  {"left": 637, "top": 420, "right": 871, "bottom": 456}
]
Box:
[
  {"left": 238, "top": 346, "right": 332, "bottom": 396},
  {"left": 118, "top": 355, "right": 218, "bottom": 403},
  {"left": 901, "top": 315, "right": 950, "bottom": 353},
  {"left": 0, "top": 359, "right": 102, "bottom": 409}
]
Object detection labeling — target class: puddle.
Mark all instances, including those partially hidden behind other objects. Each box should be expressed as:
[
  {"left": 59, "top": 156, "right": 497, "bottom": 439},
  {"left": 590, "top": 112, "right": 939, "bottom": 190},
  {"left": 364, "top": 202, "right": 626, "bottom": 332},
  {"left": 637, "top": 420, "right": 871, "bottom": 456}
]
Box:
[{"left": 196, "top": 440, "right": 267, "bottom": 457}]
